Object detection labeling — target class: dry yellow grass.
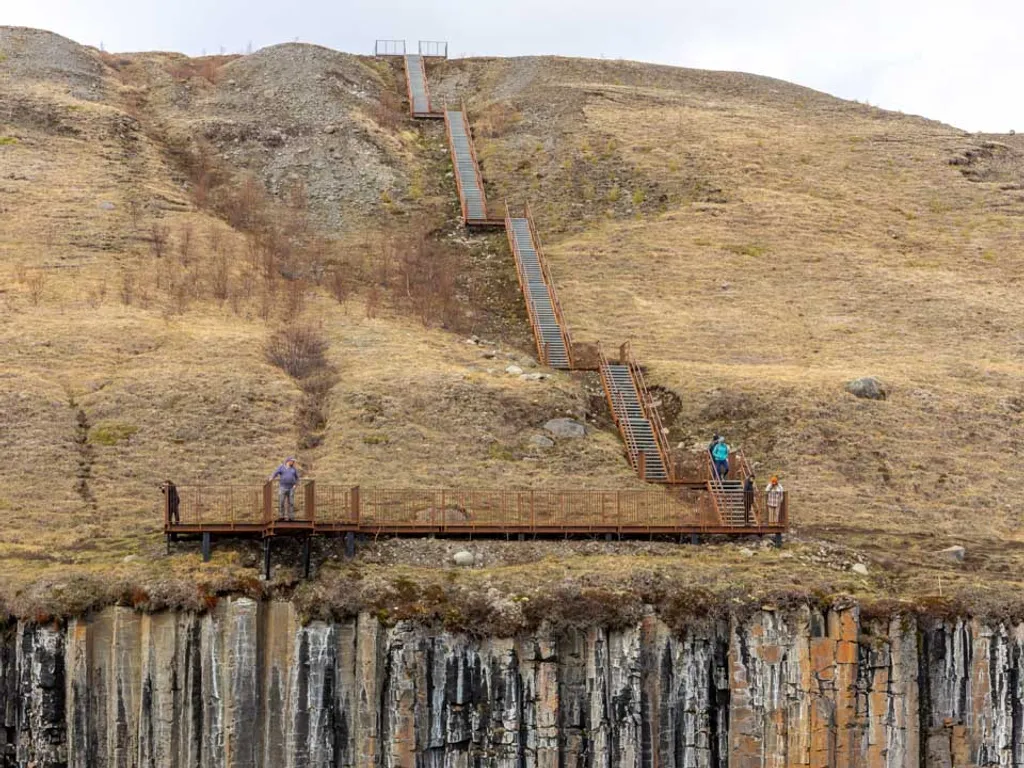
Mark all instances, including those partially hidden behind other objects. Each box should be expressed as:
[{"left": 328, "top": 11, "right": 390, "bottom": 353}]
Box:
[{"left": 3, "top": 31, "right": 1024, "bottom": 616}]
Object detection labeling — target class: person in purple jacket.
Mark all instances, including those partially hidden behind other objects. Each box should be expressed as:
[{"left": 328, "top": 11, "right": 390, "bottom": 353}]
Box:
[{"left": 269, "top": 457, "right": 301, "bottom": 520}]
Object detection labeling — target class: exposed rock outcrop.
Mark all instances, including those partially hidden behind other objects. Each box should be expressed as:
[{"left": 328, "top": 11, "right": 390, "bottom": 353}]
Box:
[{"left": 3, "top": 600, "right": 1024, "bottom": 766}]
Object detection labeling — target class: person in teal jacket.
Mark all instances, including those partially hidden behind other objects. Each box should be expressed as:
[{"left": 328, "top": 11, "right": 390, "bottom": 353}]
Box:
[{"left": 711, "top": 437, "right": 730, "bottom": 481}]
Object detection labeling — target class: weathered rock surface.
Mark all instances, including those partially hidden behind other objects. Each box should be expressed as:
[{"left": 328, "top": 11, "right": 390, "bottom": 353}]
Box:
[
  {"left": 2, "top": 601, "right": 1024, "bottom": 766},
  {"left": 845, "top": 376, "right": 889, "bottom": 400},
  {"left": 543, "top": 417, "right": 586, "bottom": 438}
]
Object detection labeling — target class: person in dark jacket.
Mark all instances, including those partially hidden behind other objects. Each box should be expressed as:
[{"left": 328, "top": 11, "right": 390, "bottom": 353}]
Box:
[
  {"left": 269, "top": 457, "right": 301, "bottom": 520},
  {"left": 743, "top": 474, "right": 755, "bottom": 525},
  {"left": 161, "top": 480, "right": 180, "bottom": 524}
]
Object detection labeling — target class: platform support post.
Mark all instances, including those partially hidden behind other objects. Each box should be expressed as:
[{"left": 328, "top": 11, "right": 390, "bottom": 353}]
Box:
[
  {"left": 773, "top": 533, "right": 783, "bottom": 549},
  {"left": 690, "top": 533, "right": 700, "bottom": 546},
  {"left": 166, "top": 535, "right": 171, "bottom": 555},
  {"left": 605, "top": 533, "right": 613, "bottom": 542},
  {"left": 345, "top": 532, "right": 355, "bottom": 559},
  {"left": 263, "top": 538, "right": 272, "bottom": 580},
  {"left": 302, "top": 537, "right": 312, "bottom": 579},
  {"left": 517, "top": 533, "right": 525, "bottom": 542},
  {"left": 201, "top": 533, "right": 211, "bottom": 562}
]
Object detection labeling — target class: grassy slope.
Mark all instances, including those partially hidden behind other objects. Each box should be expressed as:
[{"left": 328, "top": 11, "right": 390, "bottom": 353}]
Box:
[{"left": 2, "top": 31, "right": 1024, "bottom": 620}]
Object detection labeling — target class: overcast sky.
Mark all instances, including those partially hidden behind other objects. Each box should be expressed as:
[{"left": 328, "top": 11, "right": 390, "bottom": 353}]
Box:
[{"left": 4, "top": 0, "right": 1021, "bottom": 132}]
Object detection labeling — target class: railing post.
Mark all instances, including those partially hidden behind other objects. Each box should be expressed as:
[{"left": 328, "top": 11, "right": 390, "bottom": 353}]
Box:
[
  {"left": 440, "top": 489, "right": 446, "bottom": 531},
  {"left": 263, "top": 481, "right": 272, "bottom": 524},
  {"left": 530, "top": 490, "right": 536, "bottom": 531},
  {"left": 638, "top": 451, "right": 646, "bottom": 481},
  {"left": 305, "top": 480, "right": 315, "bottom": 523},
  {"left": 351, "top": 486, "right": 361, "bottom": 526}
]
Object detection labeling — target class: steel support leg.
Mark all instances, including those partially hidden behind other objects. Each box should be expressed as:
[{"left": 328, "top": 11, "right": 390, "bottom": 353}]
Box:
[
  {"left": 773, "top": 533, "right": 783, "bottom": 549},
  {"left": 263, "top": 538, "right": 272, "bottom": 580},
  {"left": 345, "top": 532, "right": 355, "bottom": 559},
  {"left": 201, "top": 533, "right": 211, "bottom": 562},
  {"left": 690, "top": 533, "right": 700, "bottom": 546},
  {"left": 302, "top": 538, "right": 312, "bottom": 579}
]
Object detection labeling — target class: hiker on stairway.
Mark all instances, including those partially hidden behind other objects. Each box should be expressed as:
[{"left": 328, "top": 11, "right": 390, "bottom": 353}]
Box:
[
  {"left": 765, "top": 476, "right": 785, "bottom": 524},
  {"left": 707, "top": 433, "right": 721, "bottom": 455},
  {"left": 710, "top": 436, "right": 730, "bottom": 481},
  {"left": 269, "top": 457, "right": 301, "bottom": 521},
  {"left": 743, "top": 474, "right": 755, "bottom": 525}
]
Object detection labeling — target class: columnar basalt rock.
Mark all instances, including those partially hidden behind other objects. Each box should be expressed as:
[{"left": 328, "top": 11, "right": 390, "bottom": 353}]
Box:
[{"left": 8, "top": 602, "right": 1024, "bottom": 766}]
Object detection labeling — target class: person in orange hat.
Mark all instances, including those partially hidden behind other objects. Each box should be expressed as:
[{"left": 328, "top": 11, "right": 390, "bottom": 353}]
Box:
[{"left": 765, "top": 476, "right": 785, "bottom": 524}]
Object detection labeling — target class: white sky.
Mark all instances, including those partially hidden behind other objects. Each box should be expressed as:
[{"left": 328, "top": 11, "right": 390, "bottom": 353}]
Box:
[{"left": 4, "top": 0, "right": 1021, "bottom": 132}]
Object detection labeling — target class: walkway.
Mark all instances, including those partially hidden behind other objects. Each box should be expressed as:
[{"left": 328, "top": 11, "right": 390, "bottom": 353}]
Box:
[
  {"left": 599, "top": 344, "right": 671, "bottom": 482},
  {"left": 165, "top": 482, "right": 786, "bottom": 538},
  {"left": 505, "top": 204, "right": 573, "bottom": 368},
  {"left": 444, "top": 105, "right": 505, "bottom": 227},
  {"left": 404, "top": 54, "right": 441, "bottom": 119}
]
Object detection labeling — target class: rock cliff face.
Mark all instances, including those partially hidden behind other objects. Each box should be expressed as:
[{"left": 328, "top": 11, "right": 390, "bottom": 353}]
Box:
[{"left": 1, "top": 599, "right": 1022, "bottom": 766}]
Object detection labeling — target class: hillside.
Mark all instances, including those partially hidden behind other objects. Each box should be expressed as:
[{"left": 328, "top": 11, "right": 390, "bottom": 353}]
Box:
[{"left": 2, "top": 27, "right": 1024, "bottom": 621}]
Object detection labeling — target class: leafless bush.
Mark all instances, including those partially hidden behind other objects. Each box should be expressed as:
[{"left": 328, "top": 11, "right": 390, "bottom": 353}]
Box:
[
  {"left": 86, "top": 277, "right": 107, "bottom": 309},
  {"left": 119, "top": 270, "right": 135, "bottom": 306},
  {"left": 264, "top": 324, "right": 330, "bottom": 380},
  {"left": 126, "top": 198, "right": 143, "bottom": 231},
  {"left": 177, "top": 223, "right": 194, "bottom": 267},
  {"left": 209, "top": 253, "right": 231, "bottom": 302},
  {"left": 150, "top": 223, "right": 169, "bottom": 259},
  {"left": 327, "top": 268, "right": 352, "bottom": 306},
  {"left": 371, "top": 89, "right": 405, "bottom": 131},
  {"left": 25, "top": 269, "right": 48, "bottom": 306}
]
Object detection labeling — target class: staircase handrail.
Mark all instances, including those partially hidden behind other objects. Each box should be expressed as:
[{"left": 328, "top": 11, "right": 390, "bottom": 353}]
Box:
[
  {"left": 704, "top": 481, "right": 725, "bottom": 526},
  {"left": 619, "top": 341, "right": 674, "bottom": 481},
  {"left": 444, "top": 107, "right": 470, "bottom": 224},
  {"left": 524, "top": 201, "right": 574, "bottom": 368},
  {"left": 460, "top": 99, "right": 490, "bottom": 219},
  {"left": 505, "top": 201, "right": 550, "bottom": 365}
]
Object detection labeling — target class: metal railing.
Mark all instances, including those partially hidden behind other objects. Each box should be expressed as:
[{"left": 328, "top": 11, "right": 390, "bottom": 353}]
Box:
[
  {"left": 418, "top": 40, "right": 448, "bottom": 58},
  {"left": 619, "top": 341, "right": 674, "bottom": 480},
  {"left": 504, "top": 201, "right": 575, "bottom": 369},
  {"left": 374, "top": 40, "right": 406, "bottom": 56},
  {"left": 444, "top": 101, "right": 490, "bottom": 222},
  {"left": 164, "top": 483, "right": 780, "bottom": 533}
]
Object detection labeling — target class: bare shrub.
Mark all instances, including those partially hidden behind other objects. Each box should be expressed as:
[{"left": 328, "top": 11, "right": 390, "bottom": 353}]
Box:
[
  {"left": 371, "top": 89, "right": 404, "bottom": 131},
  {"left": 25, "top": 270, "right": 48, "bottom": 306},
  {"left": 264, "top": 324, "right": 330, "bottom": 380},
  {"left": 126, "top": 198, "right": 143, "bottom": 231},
  {"left": 149, "top": 223, "right": 169, "bottom": 259},
  {"left": 209, "top": 253, "right": 231, "bottom": 302},
  {"left": 365, "top": 285, "right": 381, "bottom": 319},
  {"left": 119, "top": 270, "right": 135, "bottom": 306},
  {"left": 176, "top": 223, "right": 194, "bottom": 267},
  {"left": 327, "top": 268, "right": 352, "bottom": 306},
  {"left": 86, "top": 277, "right": 107, "bottom": 309}
]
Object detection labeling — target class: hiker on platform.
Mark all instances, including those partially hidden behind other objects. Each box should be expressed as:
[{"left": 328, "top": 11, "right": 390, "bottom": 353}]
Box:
[
  {"left": 710, "top": 437, "right": 730, "bottom": 481},
  {"left": 765, "top": 476, "right": 785, "bottom": 524},
  {"left": 161, "top": 480, "right": 180, "bottom": 524},
  {"left": 743, "top": 474, "right": 755, "bottom": 525},
  {"left": 707, "top": 433, "right": 721, "bottom": 455},
  {"left": 269, "top": 457, "right": 301, "bottom": 521}
]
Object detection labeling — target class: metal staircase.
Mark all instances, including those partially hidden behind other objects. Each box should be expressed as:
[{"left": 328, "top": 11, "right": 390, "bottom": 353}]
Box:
[
  {"left": 704, "top": 450, "right": 761, "bottom": 526},
  {"left": 505, "top": 204, "right": 572, "bottom": 369},
  {"left": 403, "top": 54, "right": 441, "bottom": 118},
  {"left": 599, "top": 347, "right": 669, "bottom": 482},
  {"left": 444, "top": 104, "right": 504, "bottom": 228}
]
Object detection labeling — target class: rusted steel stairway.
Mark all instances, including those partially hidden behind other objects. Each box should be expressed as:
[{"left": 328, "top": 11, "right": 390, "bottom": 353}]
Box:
[
  {"left": 444, "top": 104, "right": 505, "bottom": 228},
  {"left": 704, "top": 449, "right": 761, "bottom": 525},
  {"left": 505, "top": 203, "right": 573, "bottom": 369},
  {"left": 403, "top": 54, "right": 442, "bottom": 119},
  {"left": 599, "top": 344, "right": 671, "bottom": 482}
]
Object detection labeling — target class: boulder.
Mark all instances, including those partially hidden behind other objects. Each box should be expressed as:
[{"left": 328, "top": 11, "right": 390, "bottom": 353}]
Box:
[
  {"left": 529, "top": 435, "right": 554, "bottom": 450},
  {"left": 505, "top": 365, "right": 523, "bottom": 375},
  {"left": 937, "top": 545, "right": 966, "bottom": 563},
  {"left": 543, "top": 418, "right": 586, "bottom": 439},
  {"left": 851, "top": 563, "right": 869, "bottom": 576},
  {"left": 845, "top": 377, "right": 888, "bottom": 400},
  {"left": 452, "top": 551, "right": 475, "bottom": 567}
]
